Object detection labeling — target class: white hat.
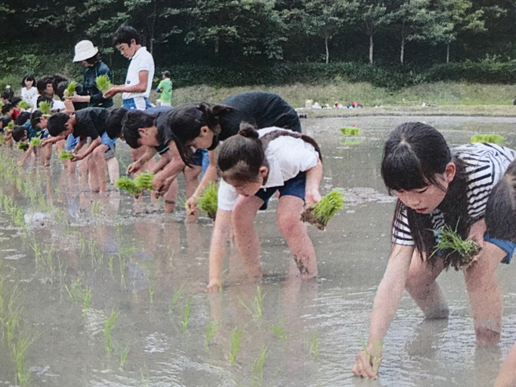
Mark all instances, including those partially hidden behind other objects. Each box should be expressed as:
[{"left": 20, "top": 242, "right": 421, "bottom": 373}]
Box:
[{"left": 73, "top": 40, "right": 98, "bottom": 62}]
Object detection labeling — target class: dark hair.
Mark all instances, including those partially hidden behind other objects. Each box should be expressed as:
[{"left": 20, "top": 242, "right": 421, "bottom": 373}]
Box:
[
  {"left": 1, "top": 103, "right": 13, "bottom": 115},
  {"left": 11, "top": 97, "right": 22, "bottom": 107},
  {"left": 383, "top": 122, "right": 468, "bottom": 261},
  {"left": 36, "top": 76, "right": 54, "bottom": 95},
  {"left": 47, "top": 112, "right": 70, "bottom": 137},
  {"left": 486, "top": 160, "right": 516, "bottom": 243},
  {"left": 22, "top": 73, "right": 35, "bottom": 87},
  {"left": 1, "top": 92, "right": 10, "bottom": 100},
  {"left": 106, "top": 107, "right": 128, "bottom": 140},
  {"left": 122, "top": 110, "right": 156, "bottom": 148},
  {"left": 112, "top": 25, "right": 141, "bottom": 46},
  {"left": 218, "top": 123, "right": 322, "bottom": 184},
  {"left": 37, "top": 95, "right": 53, "bottom": 109},
  {"left": 52, "top": 74, "right": 69, "bottom": 97},
  {"left": 30, "top": 110, "right": 43, "bottom": 129},
  {"left": 163, "top": 71, "right": 171, "bottom": 78},
  {"left": 84, "top": 53, "right": 100, "bottom": 65},
  {"left": 12, "top": 126, "right": 27, "bottom": 142},
  {"left": 15, "top": 111, "right": 30, "bottom": 126}
]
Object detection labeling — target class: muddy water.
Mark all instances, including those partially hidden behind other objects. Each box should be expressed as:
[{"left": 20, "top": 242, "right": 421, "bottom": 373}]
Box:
[{"left": 1, "top": 116, "right": 516, "bottom": 386}]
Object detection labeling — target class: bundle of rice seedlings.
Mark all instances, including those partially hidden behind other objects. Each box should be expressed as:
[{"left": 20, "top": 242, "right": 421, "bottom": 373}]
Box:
[
  {"left": 30, "top": 138, "right": 41, "bottom": 147},
  {"left": 38, "top": 101, "right": 52, "bottom": 115},
  {"left": 18, "top": 142, "right": 29, "bottom": 151},
  {"left": 6, "top": 121, "right": 13, "bottom": 131},
  {"left": 340, "top": 127, "right": 361, "bottom": 136},
  {"left": 429, "top": 224, "right": 482, "bottom": 270},
  {"left": 301, "top": 189, "right": 345, "bottom": 230},
  {"left": 58, "top": 150, "right": 74, "bottom": 161},
  {"left": 65, "top": 82, "right": 76, "bottom": 97},
  {"left": 134, "top": 172, "right": 155, "bottom": 191},
  {"left": 96, "top": 75, "right": 112, "bottom": 93},
  {"left": 198, "top": 182, "right": 218, "bottom": 220},
  {"left": 17, "top": 101, "right": 30, "bottom": 110},
  {"left": 114, "top": 177, "right": 141, "bottom": 196},
  {"left": 470, "top": 134, "right": 504, "bottom": 145}
]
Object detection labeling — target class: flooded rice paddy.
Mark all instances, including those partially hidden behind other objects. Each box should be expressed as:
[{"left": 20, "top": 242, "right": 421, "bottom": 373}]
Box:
[{"left": 1, "top": 116, "right": 516, "bottom": 386}]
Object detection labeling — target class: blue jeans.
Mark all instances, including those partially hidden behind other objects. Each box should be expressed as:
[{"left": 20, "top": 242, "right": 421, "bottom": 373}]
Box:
[{"left": 123, "top": 97, "right": 153, "bottom": 111}]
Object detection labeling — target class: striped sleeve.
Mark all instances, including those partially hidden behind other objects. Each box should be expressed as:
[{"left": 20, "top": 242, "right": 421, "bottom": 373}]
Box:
[{"left": 392, "top": 204, "right": 414, "bottom": 245}]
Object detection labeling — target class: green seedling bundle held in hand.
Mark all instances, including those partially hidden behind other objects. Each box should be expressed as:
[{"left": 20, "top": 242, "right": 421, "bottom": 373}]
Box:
[
  {"left": 301, "top": 189, "right": 345, "bottom": 230},
  {"left": 134, "top": 172, "right": 155, "bottom": 191},
  {"left": 115, "top": 172, "right": 155, "bottom": 196},
  {"left": 470, "top": 134, "right": 504, "bottom": 145},
  {"left": 96, "top": 75, "right": 112, "bottom": 93},
  {"left": 65, "top": 82, "right": 76, "bottom": 97},
  {"left": 6, "top": 121, "right": 14, "bottom": 131},
  {"left": 30, "top": 137, "right": 41, "bottom": 147},
  {"left": 58, "top": 150, "right": 74, "bottom": 161},
  {"left": 340, "top": 127, "right": 361, "bottom": 136},
  {"left": 430, "top": 224, "right": 482, "bottom": 270},
  {"left": 17, "top": 142, "right": 29, "bottom": 151},
  {"left": 198, "top": 182, "right": 218, "bottom": 220},
  {"left": 17, "top": 101, "right": 30, "bottom": 110},
  {"left": 38, "top": 101, "right": 52, "bottom": 115}
]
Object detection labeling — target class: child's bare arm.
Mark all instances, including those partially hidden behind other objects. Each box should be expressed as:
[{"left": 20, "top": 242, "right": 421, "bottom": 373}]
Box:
[
  {"left": 207, "top": 209, "right": 232, "bottom": 291},
  {"left": 494, "top": 342, "right": 516, "bottom": 387},
  {"left": 18, "top": 144, "right": 33, "bottom": 165},
  {"left": 127, "top": 146, "right": 157, "bottom": 174},
  {"left": 73, "top": 137, "right": 101, "bottom": 161},
  {"left": 305, "top": 158, "right": 323, "bottom": 207}
]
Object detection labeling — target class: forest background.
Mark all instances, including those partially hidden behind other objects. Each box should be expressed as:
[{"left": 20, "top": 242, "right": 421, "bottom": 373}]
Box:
[{"left": 1, "top": 0, "right": 516, "bottom": 109}]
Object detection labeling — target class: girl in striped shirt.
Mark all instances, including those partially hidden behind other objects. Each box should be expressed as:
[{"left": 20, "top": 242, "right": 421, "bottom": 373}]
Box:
[{"left": 353, "top": 122, "right": 516, "bottom": 379}]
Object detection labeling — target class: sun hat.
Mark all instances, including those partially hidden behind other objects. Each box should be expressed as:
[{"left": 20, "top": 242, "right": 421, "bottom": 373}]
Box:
[{"left": 73, "top": 40, "right": 98, "bottom": 62}]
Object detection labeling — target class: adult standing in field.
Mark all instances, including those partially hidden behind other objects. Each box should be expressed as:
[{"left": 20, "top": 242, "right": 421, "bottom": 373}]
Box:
[
  {"left": 69, "top": 40, "right": 114, "bottom": 109},
  {"left": 156, "top": 71, "right": 172, "bottom": 107}
]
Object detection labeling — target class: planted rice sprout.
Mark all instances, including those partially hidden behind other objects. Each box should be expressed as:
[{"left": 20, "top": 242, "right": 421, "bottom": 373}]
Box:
[
  {"left": 30, "top": 137, "right": 41, "bottom": 147},
  {"left": 168, "top": 285, "right": 184, "bottom": 313},
  {"left": 301, "top": 189, "right": 345, "bottom": 230},
  {"left": 104, "top": 308, "right": 120, "bottom": 352},
  {"left": 204, "top": 319, "right": 220, "bottom": 347},
  {"left": 182, "top": 299, "right": 191, "bottom": 330},
  {"left": 96, "top": 75, "right": 112, "bottom": 93},
  {"left": 58, "top": 150, "right": 74, "bottom": 161},
  {"left": 230, "top": 327, "right": 243, "bottom": 364},
  {"left": 65, "top": 81, "right": 76, "bottom": 97},
  {"left": 198, "top": 182, "right": 219, "bottom": 220},
  {"left": 12, "top": 330, "right": 35, "bottom": 385},
  {"left": 117, "top": 345, "right": 130, "bottom": 368},
  {"left": 360, "top": 336, "right": 383, "bottom": 373},
  {"left": 340, "top": 127, "right": 361, "bottom": 136},
  {"left": 270, "top": 316, "right": 286, "bottom": 340},
  {"left": 251, "top": 346, "right": 268, "bottom": 385},
  {"left": 38, "top": 101, "right": 52, "bottom": 115},
  {"left": 309, "top": 331, "right": 318, "bottom": 358},
  {"left": 470, "top": 134, "right": 504, "bottom": 145},
  {"left": 239, "top": 286, "right": 265, "bottom": 319},
  {"left": 430, "top": 224, "right": 482, "bottom": 270}
]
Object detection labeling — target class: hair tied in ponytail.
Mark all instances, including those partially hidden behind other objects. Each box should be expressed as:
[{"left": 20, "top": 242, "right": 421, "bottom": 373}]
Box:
[{"left": 238, "top": 122, "right": 259, "bottom": 139}]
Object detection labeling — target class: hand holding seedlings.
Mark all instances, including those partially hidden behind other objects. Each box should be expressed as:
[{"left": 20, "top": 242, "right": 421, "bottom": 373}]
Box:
[
  {"left": 58, "top": 150, "right": 74, "bottom": 161},
  {"left": 301, "top": 189, "right": 345, "bottom": 230},
  {"left": 197, "top": 182, "right": 218, "bottom": 220},
  {"left": 352, "top": 339, "right": 383, "bottom": 379}
]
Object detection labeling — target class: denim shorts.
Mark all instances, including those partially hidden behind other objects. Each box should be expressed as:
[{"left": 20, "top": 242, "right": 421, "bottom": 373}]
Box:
[
  {"left": 255, "top": 172, "right": 306, "bottom": 210},
  {"left": 191, "top": 149, "right": 209, "bottom": 167},
  {"left": 123, "top": 97, "right": 153, "bottom": 111},
  {"left": 66, "top": 133, "right": 79, "bottom": 151},
  {"left": 66, "top": 132, "right": 116, "bottom": 159},
  {"left": 484, "top": 233, "right": 516, "bottom": 264}
]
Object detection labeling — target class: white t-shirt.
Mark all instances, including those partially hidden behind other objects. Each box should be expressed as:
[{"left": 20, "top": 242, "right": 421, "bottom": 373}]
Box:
[
  {"left": 218, "top": 127, "right": 319, "bottom": 211},
  {"left": 21, "top": 87, "right": 37, "bottom": 105},
  {"left": 30, "top": 95, "right": 66, "bottom": 112},
  {"left": 122, "top": 46, "right": 155, "bottom": 101}
]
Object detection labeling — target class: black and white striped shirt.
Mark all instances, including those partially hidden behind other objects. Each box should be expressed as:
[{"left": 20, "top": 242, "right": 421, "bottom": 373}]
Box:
[{"left": 393, "top": 143, "right": 516, "bottom": 246}]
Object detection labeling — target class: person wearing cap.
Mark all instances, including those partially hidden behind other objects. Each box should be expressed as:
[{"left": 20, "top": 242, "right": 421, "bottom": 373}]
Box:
[
  {"left": 156, "top": 71, "right": 172, "bottom": 107},
  {"left": 4, "top": 85, "right": 14, "bottom": 102},
  {"left": 70, "top": 40, "right": 113, "bottom": 108}
]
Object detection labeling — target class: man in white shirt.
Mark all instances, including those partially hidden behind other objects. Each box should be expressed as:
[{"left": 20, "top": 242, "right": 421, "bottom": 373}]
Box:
[{"left": 104, "top": 25, "right": 155, "bottom": 111}]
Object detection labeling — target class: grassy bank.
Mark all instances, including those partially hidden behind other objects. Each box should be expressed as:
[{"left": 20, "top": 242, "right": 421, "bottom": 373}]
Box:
[{"left": 160, "top": 81, "right": 516, "bottom": 117}]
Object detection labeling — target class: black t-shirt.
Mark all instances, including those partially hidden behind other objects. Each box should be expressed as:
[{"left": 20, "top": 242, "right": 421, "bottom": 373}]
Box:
[
  {"left": 156, "top": 109, "right": 176, "bottom": 153},
  {"left": 218, "top": 92, "right": 301, "bottom": 141},
  {"left": 72, "top": 107, "right": 108, "bottom": 139}
]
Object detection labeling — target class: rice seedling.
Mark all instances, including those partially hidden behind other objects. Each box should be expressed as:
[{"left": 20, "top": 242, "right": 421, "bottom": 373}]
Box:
[
  {"left": 429, "top": 224, "right": 482, "bottom": 270},
  {"left": 204, "top": 319, "right": 220, "bottom": 347},
  {"left": 309, "top": 332, "right": 319, "bottom": 358},
  {"left": 182, "top": 299, "right": 191, "bottom": 330},
  {"left": 115, "top": 176, "right": 141, "bottom": 196},
  {"left": 360, "top": 336, "right": 383, "bottom": 373},
  {"left": 44, "top": 246, "right": 54, "bottom": 275},
  {"left": 17, "top": 101, "right": 30, "bottom": 110},
  {"left": 340, "top": 127, "right": 362, "bottom": 136},
  {"left": 58, "top": 150, "right": 74, "bottom": 161},
  {"left": 148, "top": 285, "right": 154, "bottom": 304},
  {"left": 230, "top": 327, "right": 243, "bottom": 364},
  {"left": 301, "top": 189, "right": 345, "bottom": 230},
  {"left": 470, "top": 134, "right": 504, "bottom": 145},
  {"left": 239, "top": 286, "right": 265, "bottom": 319},
  {"left": 134, "top": 172, "right": 155, "bottom": 191},
  {"left": 11, "top": 330, "right": 34, "bottom": 385},
  {"left": 117, "top": 344, "right": 130, "bottom": 368},
  {"left": 38, "top": 101, "right": 52, "bottom": 115},
  {"left": 5, "top": 306, "right": 21, "bottom": 344},
  {"left": 104, "top": 308, "right": 120, "bottom": 352},
  {"left": 198, "top": 182, "right": 219, "bottom": 220},
  {"left": 17, "top": 142, "right": 28, "bottom": 151},
  {"left": 96, "top": 75, "right": 112, "bottom": 93},
  {"left": 270, "top": 316, "right": 286, "bottom": 340},
  {"left": 251, "top": 346, "right": 268, "bottom": 386},
  {"left": 83, "top": 287, "right": 92, "bottom": 314},
  {"left": 30, "top": 137, "right": 41, "bottom": 147},
  {"left": 65, "top": 81, "right": 76, "bottom": 97},
  {"left": 6, "top": 121, "right": 13, "bottom": 131},
  {"left": 169, "top": 285, "right": 184, "bottom": 313},
  {"left": 91, "top": 200, "right": 101, "bottom": 216},
  {"left": 118, "top": 256, "right": 127, "bottom": 287}
]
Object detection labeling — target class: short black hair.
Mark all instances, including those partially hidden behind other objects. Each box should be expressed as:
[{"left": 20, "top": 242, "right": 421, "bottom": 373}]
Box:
[
  {"left": 1, "top": 103, "right": 13, "bottom": 115},
  {"left": 22, "top": 73, "right": 35, "bottom": 87},
  {"left": 112, "top": 25, "right": 141, "bottom": 46},
  {"left": 12, "top": 126, "right": 27, "bottom": 142},
  {"left": 163, "top": 71, "right": 171, "bottom": 78},
  {"left": 47, "top": 112, "right": 70, "bottom": 137},
  {"left": 122, "top": 110, "right": 156, "bottom": 149},
  {"left": 106, "top": 107, "right": 127, "bottom": 139},
  {"left": 15, "top": 111, "right": 31, "bottom": 126},
  {"left": 11, "top": 97, "right": 22, "bottom": 107},
  {"left": 1, "top": 92, "right": 10, "bottom": 101},
  {"left": 30, "top": 110, "right": 43, "bottom": 129},
  {"left": 36, "top": 76, "right": 54, "bottom": 95}
]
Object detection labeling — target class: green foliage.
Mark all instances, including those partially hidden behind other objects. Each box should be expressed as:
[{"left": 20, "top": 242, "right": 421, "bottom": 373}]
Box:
[
  {"left": 30, "top": 137, "right": 41, "bottom": 147},
  {"left": 431, "top": 224, "right": 482, "bottom": 270},
  {"left": 198, "top": 182, "right": 218, "bottom": 220},
  {"left": 340, "top": 127, "right": 361, "bottom": 136},
  {"left": 182, "top": 299, "right": 191, "bottom": 330},
  {"left": 96, "top": 75, "right": 112, "bottom": 93},
  {"left": 204, "top": 319, "right": 220, "bottom": 347},
  {"left": 230, "top": 327, "right": 242, "bottom": 363},
  {"left": 6, "top": 121, "right": 13, "bottom": 130},
  {"left": 251, "top": 346, "right": 268, "bottom": 385},
  {"left": 65, "top": 81, "right": 76, "bottom": 97},
  {"left": 17, "top": 101, "right": 30, "bottom": 110},
  {"left": 17, "top": 142, "right": 29, "bottom": 151},
  {"left": 58, "top": 150, "right": 74, "bottom": 161},
  {"left": 38, "top": 101, "right": 51, "bottom": 115},
  {"left": 104, "top": 308, "right": 120, "bottom": 352},
  {"left": 301, "top": 189, "right": 345, "bottom": 230},
  {"left": 134, "top": 172, "right": 155, "bottom": 191},
  {"left": 470, "top": 133, "right": 504, "bottom": 145},
  {"left": 115, "top": 177, "right": 141, "bottom": 196},
  {"left": 270, "top": 316, "right": 286, "bottom": 340},
  {"left": 239, "top": 286, "right": 265, "bottom": 319}
]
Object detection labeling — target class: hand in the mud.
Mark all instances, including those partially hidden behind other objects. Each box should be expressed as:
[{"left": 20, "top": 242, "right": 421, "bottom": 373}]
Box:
[
  {"left": 127, "top": 160, "right": 143, "bottom": 175},
  {"left": 186, "top": 196, "right": 198, "bottom": 216},
  {"left": 206, "top": 279, "right": 221, "bottom": 292},
  {"left": 305, "top": 189, "right": 322, "bottom": 208},
  {"left": 352, "top": 345, "right": 382, "bottom": 379}
]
